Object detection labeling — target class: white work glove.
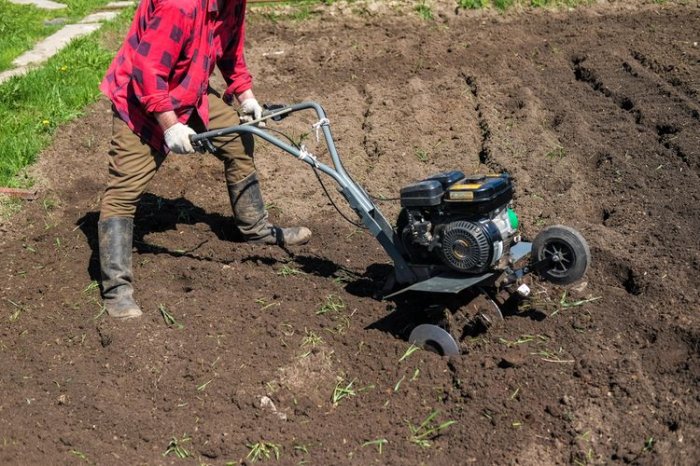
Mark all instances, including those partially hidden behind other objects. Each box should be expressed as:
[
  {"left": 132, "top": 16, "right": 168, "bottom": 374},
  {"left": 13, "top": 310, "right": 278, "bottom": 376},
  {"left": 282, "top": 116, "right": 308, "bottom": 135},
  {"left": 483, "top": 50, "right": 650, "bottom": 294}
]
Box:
[
  {"left": 239, "top": 98, "right": 265, "bottom": 127},
  {"left": 164, "top": 122, "right": 196, "bottom": 154}
]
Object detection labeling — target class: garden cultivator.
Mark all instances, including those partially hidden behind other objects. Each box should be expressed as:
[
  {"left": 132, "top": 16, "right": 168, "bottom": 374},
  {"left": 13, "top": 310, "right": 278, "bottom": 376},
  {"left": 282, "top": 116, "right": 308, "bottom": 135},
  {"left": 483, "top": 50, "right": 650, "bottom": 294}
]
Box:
[{"left": 191, "top": 102, "right": 591, "bottom": 355}]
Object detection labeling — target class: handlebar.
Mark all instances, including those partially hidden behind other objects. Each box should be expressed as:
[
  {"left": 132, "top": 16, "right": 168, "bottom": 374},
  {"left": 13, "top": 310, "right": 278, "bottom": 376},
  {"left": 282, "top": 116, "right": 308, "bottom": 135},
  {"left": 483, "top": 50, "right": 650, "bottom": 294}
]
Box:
[
  {"left": 189, "top": 100, "right": 416, "bottom": 282},
  {"left": 189, "top": 100, "right": 380, "bottom": 232}
]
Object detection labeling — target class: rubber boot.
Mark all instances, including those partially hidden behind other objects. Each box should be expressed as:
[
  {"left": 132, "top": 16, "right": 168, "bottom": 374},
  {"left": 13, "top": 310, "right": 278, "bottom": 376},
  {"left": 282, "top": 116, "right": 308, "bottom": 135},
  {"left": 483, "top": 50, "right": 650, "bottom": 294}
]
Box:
[
  {"left": 227, "top": 172, "right": 311, "bottom": 246},
  {"left": 98, "top": 217, "right": 143, "bottom": 319}
]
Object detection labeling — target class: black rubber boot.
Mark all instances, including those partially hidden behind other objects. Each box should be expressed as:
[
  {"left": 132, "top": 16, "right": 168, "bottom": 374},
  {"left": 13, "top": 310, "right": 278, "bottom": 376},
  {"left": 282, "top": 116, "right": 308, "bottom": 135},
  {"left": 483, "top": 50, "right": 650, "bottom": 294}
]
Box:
[
  {"left": 98, "top": 217, "right": 143, "bottom": 319},
  {"left": 227, "top": 172, "right": 311, "bottom": 246}
]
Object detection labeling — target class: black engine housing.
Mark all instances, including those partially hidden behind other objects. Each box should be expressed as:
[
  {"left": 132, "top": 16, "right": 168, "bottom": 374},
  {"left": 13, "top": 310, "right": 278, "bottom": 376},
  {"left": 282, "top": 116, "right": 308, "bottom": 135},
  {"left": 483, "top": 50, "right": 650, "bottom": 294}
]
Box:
[{"left": 397, "top": 172, "right": 514, "bottom": 274}]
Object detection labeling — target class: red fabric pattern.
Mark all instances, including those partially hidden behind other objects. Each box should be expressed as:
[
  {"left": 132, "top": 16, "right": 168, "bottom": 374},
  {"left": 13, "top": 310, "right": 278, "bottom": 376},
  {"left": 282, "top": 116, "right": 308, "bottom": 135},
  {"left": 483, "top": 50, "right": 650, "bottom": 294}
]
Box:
[{"left": 100, "top": 0, "right": 251, "bottom": 154}]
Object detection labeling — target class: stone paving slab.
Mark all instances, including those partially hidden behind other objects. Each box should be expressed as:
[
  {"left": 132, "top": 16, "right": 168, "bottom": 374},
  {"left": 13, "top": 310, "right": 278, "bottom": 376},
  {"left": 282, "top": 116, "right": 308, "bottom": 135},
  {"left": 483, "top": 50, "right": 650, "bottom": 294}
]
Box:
[
  {"left": 9, "top": 0, "right": 66, "bottom": 10},
  {"left": 12, "top": 23, "right": 102, "bottom": 68},
  {"left": 80, "top": 11, "right": 120, "bottom": 23},
  {"left": 0, "top": 66, "right": 32, "bottom": 84},
  {"left": 106, "top": 1, "right": 135, "bottom": 8}
]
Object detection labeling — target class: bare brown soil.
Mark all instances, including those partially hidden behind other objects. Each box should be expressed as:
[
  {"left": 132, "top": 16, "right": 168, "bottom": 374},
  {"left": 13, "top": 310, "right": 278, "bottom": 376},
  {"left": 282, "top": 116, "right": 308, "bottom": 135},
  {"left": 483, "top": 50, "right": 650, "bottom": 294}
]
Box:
[{"left": 1, "top": 1, "right": 699, "bottom": 464}]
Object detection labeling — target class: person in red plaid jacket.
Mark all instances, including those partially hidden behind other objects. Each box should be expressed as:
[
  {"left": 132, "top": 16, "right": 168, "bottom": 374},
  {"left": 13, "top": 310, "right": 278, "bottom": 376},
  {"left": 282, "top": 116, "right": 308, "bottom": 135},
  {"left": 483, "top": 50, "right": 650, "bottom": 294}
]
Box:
[{"left": 97, "top": 0, "right": 311, "bottom": 319}]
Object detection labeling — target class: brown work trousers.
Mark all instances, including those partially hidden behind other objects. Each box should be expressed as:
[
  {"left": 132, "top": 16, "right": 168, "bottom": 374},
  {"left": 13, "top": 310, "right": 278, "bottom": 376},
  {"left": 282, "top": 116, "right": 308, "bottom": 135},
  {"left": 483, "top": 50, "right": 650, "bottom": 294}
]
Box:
[{"left": 100, "top": 91, "right": 254, "bottom": 220}]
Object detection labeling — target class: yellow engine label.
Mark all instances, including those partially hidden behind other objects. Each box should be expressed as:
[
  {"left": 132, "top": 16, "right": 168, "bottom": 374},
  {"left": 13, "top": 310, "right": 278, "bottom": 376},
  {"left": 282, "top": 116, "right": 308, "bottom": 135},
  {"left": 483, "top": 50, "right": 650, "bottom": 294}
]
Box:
[{"left": 447, "top": 190, "right": 475, "bottom": 201}]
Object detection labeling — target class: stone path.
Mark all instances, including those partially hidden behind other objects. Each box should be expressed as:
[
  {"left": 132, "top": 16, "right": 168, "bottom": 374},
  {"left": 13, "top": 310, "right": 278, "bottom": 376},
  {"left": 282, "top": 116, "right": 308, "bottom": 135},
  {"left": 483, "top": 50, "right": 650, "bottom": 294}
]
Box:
[{"left": 0, "top": 1, "right": 135, "bottom": 84}]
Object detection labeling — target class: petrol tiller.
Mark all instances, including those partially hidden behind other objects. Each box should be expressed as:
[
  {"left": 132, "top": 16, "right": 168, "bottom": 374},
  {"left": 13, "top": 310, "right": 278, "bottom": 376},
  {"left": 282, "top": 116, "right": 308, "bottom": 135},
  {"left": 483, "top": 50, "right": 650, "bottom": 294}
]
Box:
[{"left": 191, "top": 102, "right": 591, "bottom": 355}]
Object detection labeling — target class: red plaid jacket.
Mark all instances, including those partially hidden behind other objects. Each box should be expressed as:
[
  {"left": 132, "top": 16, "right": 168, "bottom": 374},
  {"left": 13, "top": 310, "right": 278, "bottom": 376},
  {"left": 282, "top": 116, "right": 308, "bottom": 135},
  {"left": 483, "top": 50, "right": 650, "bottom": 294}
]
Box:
[{"left": 100, "top": 0, "right": 252, "bottom": 154}]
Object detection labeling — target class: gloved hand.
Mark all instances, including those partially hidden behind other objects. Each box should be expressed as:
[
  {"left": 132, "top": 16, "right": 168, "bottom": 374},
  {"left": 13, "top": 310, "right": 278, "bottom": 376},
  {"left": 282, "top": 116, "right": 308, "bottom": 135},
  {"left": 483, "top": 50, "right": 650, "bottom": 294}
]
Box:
[
  {"left": 239, "top": 98, "right": 265, "bottom": 127},
  {"left": 164, "top": 122, "right": 196, "bottom": 154}
]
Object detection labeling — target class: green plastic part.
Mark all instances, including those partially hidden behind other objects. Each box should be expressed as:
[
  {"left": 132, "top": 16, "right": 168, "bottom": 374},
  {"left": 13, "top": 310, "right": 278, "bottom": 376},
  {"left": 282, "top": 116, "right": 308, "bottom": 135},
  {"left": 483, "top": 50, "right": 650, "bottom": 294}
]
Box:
[{"left": 507, "top": 208, "right": 519, "bottom": 230}]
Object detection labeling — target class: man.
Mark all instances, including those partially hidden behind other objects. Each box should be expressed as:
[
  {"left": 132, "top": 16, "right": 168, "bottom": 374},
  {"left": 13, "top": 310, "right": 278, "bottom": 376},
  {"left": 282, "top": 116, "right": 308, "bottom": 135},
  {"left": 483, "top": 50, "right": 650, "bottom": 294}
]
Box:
[{"left": 98, "top": 0, "right": 311, "bottom": 319}]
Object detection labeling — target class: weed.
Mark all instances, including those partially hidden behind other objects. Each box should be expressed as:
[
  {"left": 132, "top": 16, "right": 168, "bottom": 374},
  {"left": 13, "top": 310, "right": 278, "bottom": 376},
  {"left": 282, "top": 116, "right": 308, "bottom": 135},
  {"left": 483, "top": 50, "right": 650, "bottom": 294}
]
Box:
[
  {"left": 415, "top": 1, "right": 434, "bottom": 20},
  {"left": 457, "top": 0, "right": 485, "bottom": 9},
  {"left": 573, "top": 447, "right": 595, "bottom": 465},
  {"left": 196, "top": 379, "right": 213, "bottom": 391},
  {"left": 493, "top": 0, "right": 516, "bottom": 10},
  {"left": 411, "top": 368, "right": 421, "bottom": 381},
  {"left": 362, "top": 438, "right": 388, "bottom": 454},
  {"left": 246, "top": 441, "right": 281, "bottom": 462},
  {"left": 0, "top": 196, "right": 23, "bottom": 219},
  {"left": 93, "top": 303, "right": 106, "bottom": 320},
  {"left": 6, "top": 299, "right": 24, "bottom": 322},
  {"left": 255, "top": 298, "right": 281, "bottom": 311},
  {"left": 415, "top": 147, "right": 430, "bottom": 163},
  {"left": 545, "top": 145, "right": 566, "bottom": 159},
  {"left": 511, "top": 420, "right": 523, "bottom": 428},
  {"left": 302, "top": 329, "right": 324, "bottom": 348},
  {"left": 531, "top": 347, "right": 574, "bottom": 363},
  {"left": 159, "top": 304, "right": 184, "bottom": 329},
  {"left": 643, "top": 436, "right": 655, "bottom": 453},
  {"left": 549, "top": 291, "right": 601, "bottom": 316},
  {"left": 316, "top": 294, "right": 345, "bottom": 315},
  {"left": 325, "top": 312, "right": 353, "bottom": 335},
  {"left": 332, "top": 269, "right": 357, "bottom": 285},
  {"left": 399, "top": 343, "right": 421, "bottom": 362},
  {"left": 408, "top": 410, "right": 456, "bottom": 448},
  {"left": 82, "top": 280, "right": 99, "bottom": 294},
  {"left": 163, "top": 435, "right": 192, "bottom": 458},
  {"left": 299, "top": 329, "right": 325, "bottom": 358},
  {"left": 277, "top": 264, "right": 305, "bottom": 277},
  {"left": 498, "top": 334, "right": 547, "bottom": 347},
  {"left": 509, "top": 386, "right": 521, "bottom": 400},
  {"left": 42, "top": 197, "right": 57, "bottom": 211},
  {"left": 394, "top": 375, "right": 406, "bottom": 392},
  {"left": 293, "top": 444, "right": 309, "bottom": 454},
  {"left": 332, "top": 378, "right": 357, "bottom": 405},
  {"left": 70, "top": 449, "right": 89, "bottom": 462}
]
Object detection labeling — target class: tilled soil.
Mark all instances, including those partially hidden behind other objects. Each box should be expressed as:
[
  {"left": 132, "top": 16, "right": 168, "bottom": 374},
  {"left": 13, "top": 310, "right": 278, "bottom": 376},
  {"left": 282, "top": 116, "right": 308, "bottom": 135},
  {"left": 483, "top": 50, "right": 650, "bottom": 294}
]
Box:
[{"left": 1, "top": 1, "right": 699, "bottom": 464}]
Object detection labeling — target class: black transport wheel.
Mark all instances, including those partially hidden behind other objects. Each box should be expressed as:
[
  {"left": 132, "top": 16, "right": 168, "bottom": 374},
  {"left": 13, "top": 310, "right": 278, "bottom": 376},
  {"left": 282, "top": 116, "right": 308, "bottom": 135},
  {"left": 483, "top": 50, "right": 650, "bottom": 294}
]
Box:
[{"left": 532, "top": 225, "right": 590, "bottom": 285}]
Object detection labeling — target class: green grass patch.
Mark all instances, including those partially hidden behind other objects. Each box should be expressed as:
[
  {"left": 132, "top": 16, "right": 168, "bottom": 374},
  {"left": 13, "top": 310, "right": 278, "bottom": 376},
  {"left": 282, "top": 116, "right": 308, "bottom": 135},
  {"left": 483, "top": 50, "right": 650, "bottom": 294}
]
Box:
[
  {"left": 457, "top": 0, "right": 593, "bottom": 10},
  {"left": 0, "top": 0, "right": 113, "bottom": 71},
  {"left": 0, "top": 7, "right": 132, "bottom": 187}
]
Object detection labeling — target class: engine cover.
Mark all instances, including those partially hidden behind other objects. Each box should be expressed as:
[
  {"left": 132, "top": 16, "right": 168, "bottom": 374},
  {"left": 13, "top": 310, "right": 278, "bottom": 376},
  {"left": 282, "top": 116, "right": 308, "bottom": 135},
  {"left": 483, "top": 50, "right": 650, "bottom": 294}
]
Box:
[{"left": 440, "top": 220, "right": 502, "bottom": 273}]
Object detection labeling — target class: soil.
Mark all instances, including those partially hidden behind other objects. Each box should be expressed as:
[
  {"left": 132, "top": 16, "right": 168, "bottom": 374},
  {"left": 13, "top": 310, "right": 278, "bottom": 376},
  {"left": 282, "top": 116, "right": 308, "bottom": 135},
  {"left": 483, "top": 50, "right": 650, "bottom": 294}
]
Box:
[{"left": 1, "top": 1, "right": 699, "bottom": 464}]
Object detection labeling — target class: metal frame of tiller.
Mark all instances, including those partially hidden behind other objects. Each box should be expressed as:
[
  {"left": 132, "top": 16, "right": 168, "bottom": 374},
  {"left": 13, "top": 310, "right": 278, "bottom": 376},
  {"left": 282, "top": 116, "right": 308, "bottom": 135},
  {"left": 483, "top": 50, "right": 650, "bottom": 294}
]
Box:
[{"left": 191, "top": 101, "right": 535, "bottom": 297}]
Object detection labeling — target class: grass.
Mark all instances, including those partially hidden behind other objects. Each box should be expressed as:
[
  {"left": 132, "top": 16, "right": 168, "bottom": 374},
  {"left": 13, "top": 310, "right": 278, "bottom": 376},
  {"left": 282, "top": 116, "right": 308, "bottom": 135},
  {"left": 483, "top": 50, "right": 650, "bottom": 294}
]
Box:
[
  {"left": 456, "top": 0, "right": 594, "bottom": 10},
  {"left": 255, "top": 297, "right": 281, "bottom": 311},
  {"left": 331, "top": 378, "right": 357, "bottom": 405},
  {"left": 545, "top": 144, "right": 567, "bottom": 159},
  {"left": 277, "top": 264, "right": 305, "bottom": 277},
  {"left": 407, "top": 410, "right": 456, "bottom": 448},
  {"left": 246, "top": 441, "right": 281, "bottom": 462},
  {"left": 162, "top": 435, "right": 192, "bottom": 459},
  {"left": 415, "top": 1, "right": 434, "bottom": 20},
  {"left": 551, "top": 291, "right": 602, "bottom": 316},
  {"left": 159, "top": 304, "right": 184, "bottom": 329},
  {"left": 255, "top": 0, "right": 322, "bottom": 23},
  {"left": 70, "top": 449, "right": 89, "bottom": 462},
  {"left": 362, "top": 438, "right": 388, "bottom": 454},
  {"left": 399, "top": 343, "right": 421, "bottom": 362},
  {"left": 298, "top": 329, "right": 324, "bottom": 357},
  {"left": 301, "top": 329, "right": 324, "bottom": 347},
  {"left": 0, "top": 0, "right": 113, "bottom": 71},
  {"left": 415, "top": 147, "right": 430, "bottom": 163},
  {"left": 316, "top": 294, "right": 345, "bottom": 315},
  {"left": 0, "top": 196, "right": 23, "bottom": 219},
  {"left": 0, "top": 5, "right": 132, "bottom": 188}
]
